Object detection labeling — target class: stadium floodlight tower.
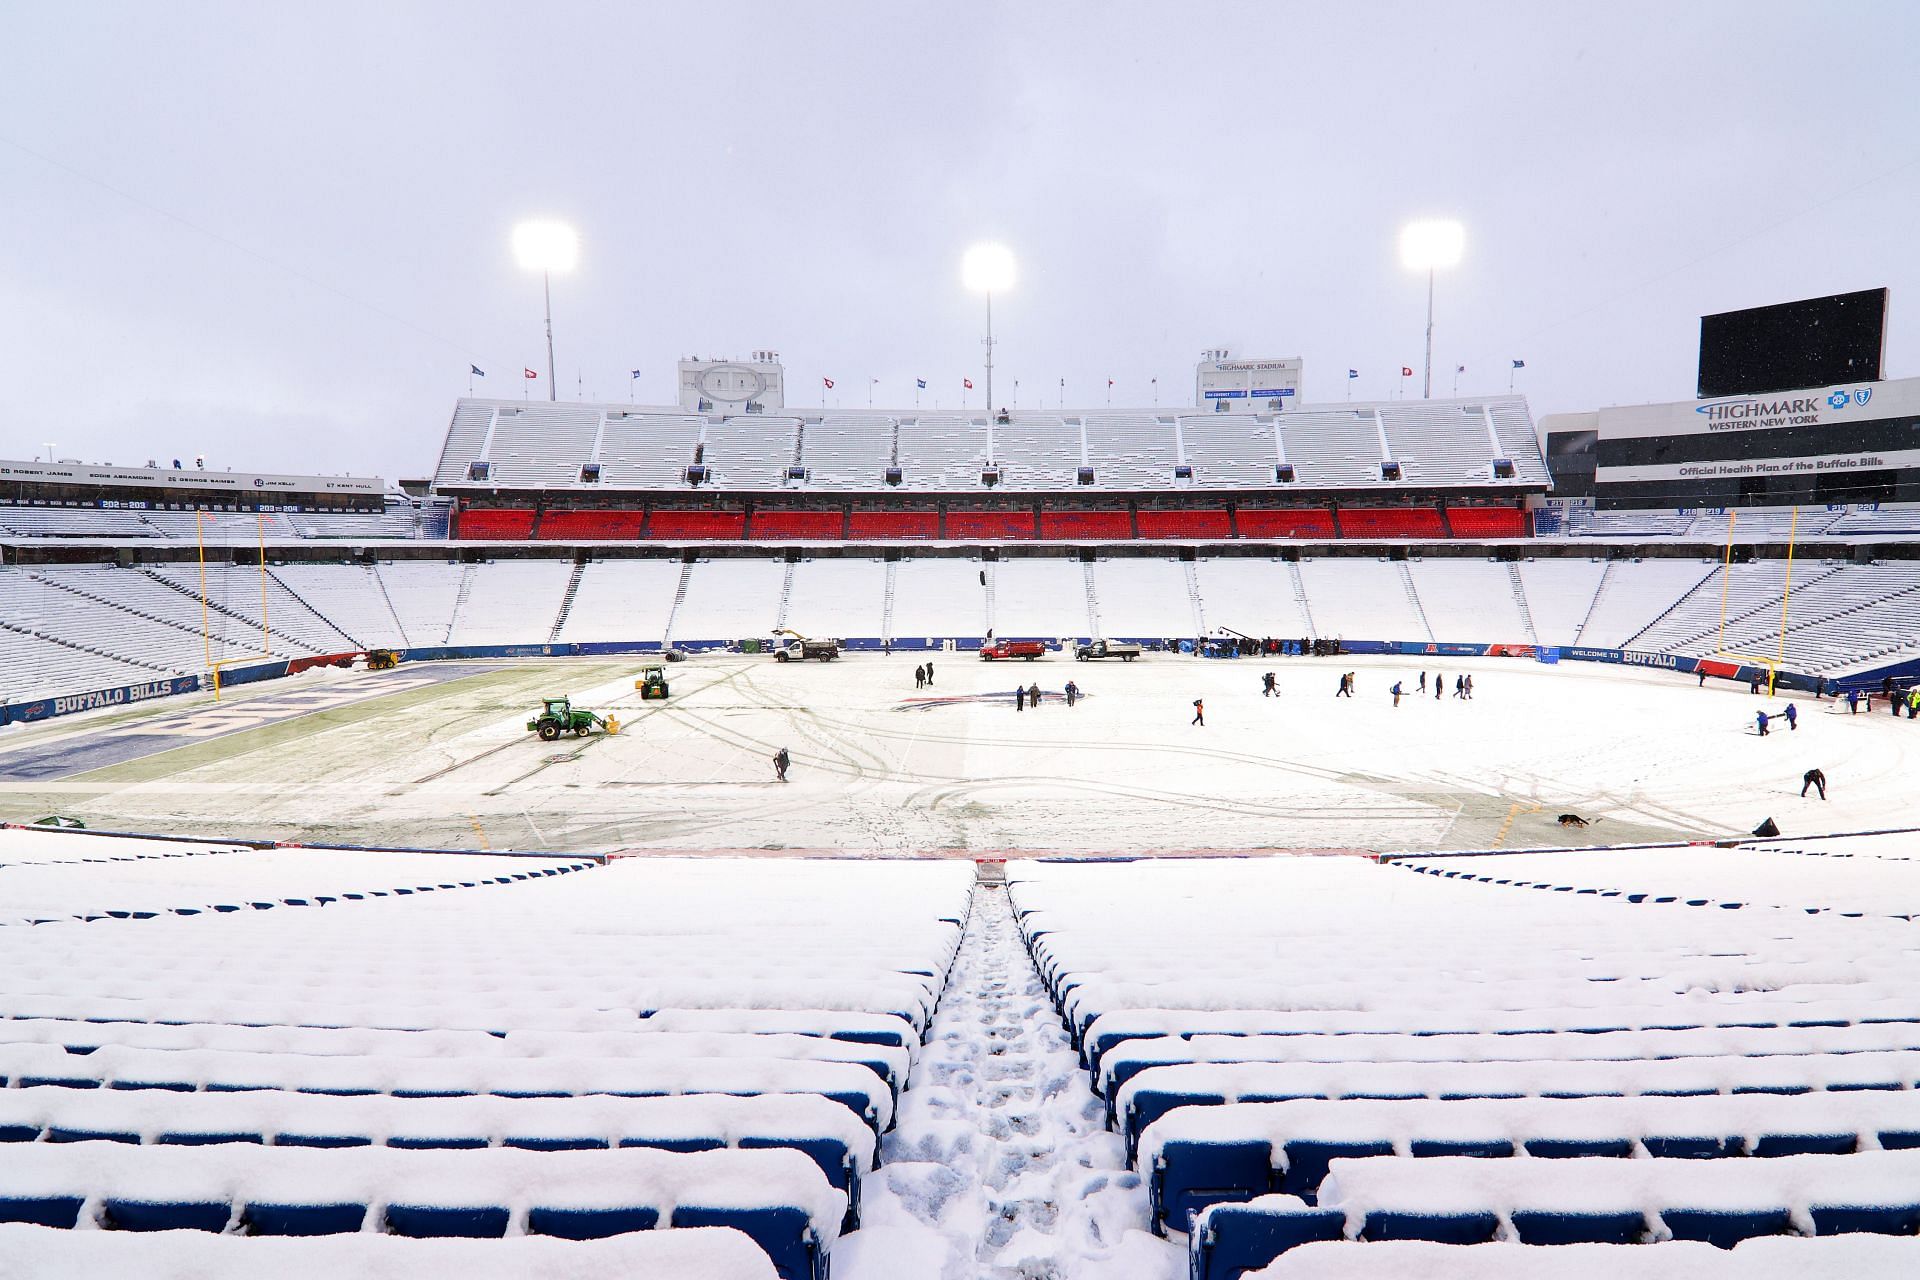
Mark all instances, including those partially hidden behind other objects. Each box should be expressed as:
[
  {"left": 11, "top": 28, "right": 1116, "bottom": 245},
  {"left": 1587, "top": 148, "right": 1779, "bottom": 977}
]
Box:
[
  {"left": 512, "top": 220, "right": 579, "bottom": 402},
  {"left": 962, "top": 243, "right": 1016, "bottom": 418},
  {"left": 1400, "top": 219, "right": 1464, "bottom": 399}
]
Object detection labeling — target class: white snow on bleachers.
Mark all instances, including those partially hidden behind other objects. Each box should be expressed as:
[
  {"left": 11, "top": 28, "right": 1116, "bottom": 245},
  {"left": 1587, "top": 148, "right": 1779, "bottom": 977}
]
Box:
[
  {"left": 992, "top": 558, "right": 1091, "bottom": 639},
  {"left": 444, "top": 560, "right": 573, "bottom": 647},
  {"left": 888, "top": 557, "right": 986, "bottom": 641},
  {"left": 782, "top": 559, "right": 887, "bottom": 640},
  {"left": 671, "top": 559, "right": 787, "bottom": 642},
  {"left": 1083, "top": 414, "right": 1177, "bottom": 488},
  {"left": 0, "top": 507, "right": 161, "bottom": 538},
  {"left": 374, "top": 560, "right": 466, "bottom": 646},
  {"left": 1514, "top": 558, "right": 1611, "bottom": 643},
  {"left": 1295, "top": 558, "right": 1425, "bottom": 639},
  {"left": 1190, "top": 558, "right": 1312, "bottom": 639},
  {"left": 273, "top": 564, "right": 407, "bottom": 649},
  {"left": 1179, "top": 415, "right": 1276, "bottom": 487},
  {"left": 895, "top": 416, "right": 990, "bottom": 488},
  {"left": 0, "top": 828, "right": 591, "bottom": 926},
  {"left": 1380, "top": 402, "right": 1495, "bottom": 485},
  {"left": 594, "top": 411, "right": 705, "bottom": 487},
  {"left": 991, "top": 414, "right": 1082, "bottom": 488},
  {"left": 1399, "top": 838, "right": 1920, "bottom": 917},
  {"left": 1244, "top": 1237, "right": 1920, "bottom": 1280},
  {"left": 1279, "top": 409, "right": 1387, "bottom": 487},
  {"left": 1091, "top": 557, "right": 1200, "bottom": 638},
  {"left": 483, "top": 405, "right": 601, "bottom": 487},
  {"left": 1569, "top": 558, "right": 1717, "bottom": 647},
  {"left": 0, "top": 1224, "right": 782, "bottom": 1280},
  {"left": 1405, "top": 559, "right": 1528, "bottom": 643},
  {"left": 799, "top": 416, "right": 895, "bottom": 488},
  {"left": 706, "top": 417, "right": 803, "bottom": 488},
  {"left": 553, "top": 559, "right": 681, "bottom": 644}
]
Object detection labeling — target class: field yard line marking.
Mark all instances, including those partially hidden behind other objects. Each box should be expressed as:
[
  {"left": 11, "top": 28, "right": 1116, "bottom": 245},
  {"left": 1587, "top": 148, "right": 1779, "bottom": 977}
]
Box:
[
  {"left": 467, "top": 816, "right": 491, "bottom": 850},
  {"left": 1494, "top": 802, "right": 1542, "bottom": 848}
]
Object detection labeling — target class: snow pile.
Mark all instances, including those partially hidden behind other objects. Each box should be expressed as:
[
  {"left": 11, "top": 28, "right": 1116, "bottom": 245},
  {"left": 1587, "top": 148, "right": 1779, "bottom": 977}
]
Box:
[{"left": 0, "top": 1223, "right": 782, "bottom": 1280}]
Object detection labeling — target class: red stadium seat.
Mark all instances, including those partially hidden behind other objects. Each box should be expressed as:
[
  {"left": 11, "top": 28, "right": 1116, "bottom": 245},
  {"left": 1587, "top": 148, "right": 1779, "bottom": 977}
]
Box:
[
  {"left": 847, "top": 511, "right": 939, "bottom": 540},
  {"left": 1445, "top": 507, "right": 1529, "bottom": 538},
  {"left": 646, "top": 510, "right": 747, "bottom": 540},
  {"left": 750, "top": 511, "right": 845, "bottom": 540},
  {"left": 945, "top": 509, "right": 1037, "bottom": 540},
  {"left": 457, "top": 509, "right": 535, "bottom": 540},
  {"left": 1136, "top": 509, "right": 1231, "bottom": 540},
  {"left": 536, "top": 509, "right": 647, "bottom": 540},
  {"left": 1039, "top": 510, "right": 1132, "bottom": 539},
  {"left": 1337, "top": 507, "right": 1446, "bottom": 539},
  {"left": 1234, "top": 508, "right": 1336, "bottom": 539}
]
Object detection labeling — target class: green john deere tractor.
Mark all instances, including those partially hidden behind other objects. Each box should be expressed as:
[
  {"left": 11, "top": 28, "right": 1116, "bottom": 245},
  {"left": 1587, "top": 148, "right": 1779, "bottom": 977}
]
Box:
[
  {"left": 527, "top": 697, "right": 618, "bottom": 741},
  {"left": 635, "top": 665, "right": 670, "bottom": 700}
]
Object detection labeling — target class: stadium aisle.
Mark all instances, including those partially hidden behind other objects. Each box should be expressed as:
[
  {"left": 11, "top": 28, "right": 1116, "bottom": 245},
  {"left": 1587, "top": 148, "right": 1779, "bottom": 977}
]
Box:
[{"left": 836, "top": 882, "right": 1177, "bottom": 1279}]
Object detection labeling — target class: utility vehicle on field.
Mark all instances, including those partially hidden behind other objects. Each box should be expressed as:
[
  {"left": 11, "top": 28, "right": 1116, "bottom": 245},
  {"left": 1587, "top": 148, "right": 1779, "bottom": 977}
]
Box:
[{"left": 527, "top": 697, "right": 619, "bottom": 741}]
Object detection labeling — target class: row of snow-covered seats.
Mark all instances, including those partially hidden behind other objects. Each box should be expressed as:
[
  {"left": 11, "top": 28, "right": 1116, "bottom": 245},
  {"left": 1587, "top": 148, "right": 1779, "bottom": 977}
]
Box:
[
  {"left": 1191, "top": 1152, "right": 1920, "bottom": 1278},
  {"left": 1239, "top": 1236, "right": 1920, "bottom": 1280},
  {"left": 0, "top": 829, "right": 596, "bottom": 927},
  {"left": 430, "top": 397, "right": 1550, "bottom": 492},
  {"left": 1394, "top": 834, "right": 1920, "bottom": 918},
  {"left": 1003, "top": 856, "right": 1920, "bottom": 1278},
  {"left": 0, "top": 1225, "right": 783, "bottom": 1280},
  {"left": 0, "top": 845, "right": 971, "bottom": 1277}
]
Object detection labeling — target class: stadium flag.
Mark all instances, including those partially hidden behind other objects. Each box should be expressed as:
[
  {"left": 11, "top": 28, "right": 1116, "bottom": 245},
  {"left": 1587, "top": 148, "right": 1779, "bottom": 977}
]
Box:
[
  {"left": 1400, "top": 366, "right": 1412, "bottom": 377},
  {"left": 524, "top": 368, "right": 537, "bottom": 379},
  {"left": 823, "top": 377, "right": 835, "bottom": 388},
  {"left": 964, "top": 378, "right": 973, "bottom": 389},
  {"left": 470, "top": 365, "right": 485, "bottom": 377},
  {"left": 1347, "top": 369, "right": 1358, "bottom": 379},
  {"left": 1456, "top": 364, "right": 1466, "bottom": 373},
  {"left": 1512, "top": 359, "right": 1526, "bottom": 369},
  {"left": 916, "top": 378, "right": 927, "bottom": 389},
  {"left": 630, "top": 369, "right": 642, "bottom": 379}
]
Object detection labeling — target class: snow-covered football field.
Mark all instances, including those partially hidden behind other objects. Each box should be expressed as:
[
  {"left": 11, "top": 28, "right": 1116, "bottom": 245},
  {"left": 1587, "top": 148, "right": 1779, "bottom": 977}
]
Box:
[{"left": 1, "top": 651, "right": 1908, "bottom": 855}]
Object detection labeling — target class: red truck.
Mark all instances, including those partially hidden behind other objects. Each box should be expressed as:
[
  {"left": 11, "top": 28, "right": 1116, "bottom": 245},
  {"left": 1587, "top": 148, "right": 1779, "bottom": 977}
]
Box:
[{"left": 980, "top": 639, "right": 1047, "bottom": 661}]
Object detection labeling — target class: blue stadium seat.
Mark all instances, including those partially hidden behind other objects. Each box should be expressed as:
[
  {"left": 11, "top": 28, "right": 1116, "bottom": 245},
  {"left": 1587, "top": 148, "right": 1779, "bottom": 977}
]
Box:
[
  {"left": 1663, "top": 1206, "right": 1796, "bottom": 1248},
  {"left": 1280, "top": 1139, "right": 1395, "bottom": 1202},
  {"left": 525, "top": 1204, "right": 662, "bottom": 1238},
  {"left": 673, "top": 1204, "right": 824, "bottom": 1280},
  {"left": 242, "top": 1200, "right": 370, "bottom": 1235},
  {"left": 101, "top": 1198, "right": 232, "bottom": 1232},
  {"left": 1362, "top": 1209, "right": 1499, "bottom": 1244},
  {"left": 1509, "top": 1208, "right": 1648, "bottom": 1244},
  {"left": 1811, "top": 1202, "right": 1920, "bottom": 1235},
  {"left": 1189, "top": 1203, "right": 1346, "bottom": 1280},
  {"left": 383, "top": 1202, "right": 512, "bottom": 1237},
  {"left": 1152, "top": 1138, "right": 1273, "bottom": 1232},
  {"left": 0, "top": 1196, "right": 84, "bottom": 1228}
]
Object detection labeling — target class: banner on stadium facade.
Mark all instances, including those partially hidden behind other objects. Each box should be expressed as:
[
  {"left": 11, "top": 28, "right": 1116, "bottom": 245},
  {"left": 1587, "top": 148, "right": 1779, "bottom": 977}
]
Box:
[{"left": 0, "top": 675, "right": 200, "bottom": 725}]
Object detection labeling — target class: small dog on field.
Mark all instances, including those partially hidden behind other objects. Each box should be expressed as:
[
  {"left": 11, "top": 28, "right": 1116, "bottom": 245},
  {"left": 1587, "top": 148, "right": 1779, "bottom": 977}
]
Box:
[{"left": 1556, "top": 813, "right": 1591, "bottom": 829}]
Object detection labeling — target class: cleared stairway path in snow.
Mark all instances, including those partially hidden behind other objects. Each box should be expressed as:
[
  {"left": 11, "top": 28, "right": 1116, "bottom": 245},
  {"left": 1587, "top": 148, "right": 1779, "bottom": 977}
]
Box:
[{"left": 836, "top": 883, "right": 1177, "bottom": 1280}]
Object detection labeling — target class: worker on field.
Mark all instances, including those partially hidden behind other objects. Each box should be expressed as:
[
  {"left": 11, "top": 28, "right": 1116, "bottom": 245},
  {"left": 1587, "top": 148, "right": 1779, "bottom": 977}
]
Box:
[
  {"left": 1783, "top": 702, "right": 1798, "bottom": 731},
  {"left": 1028, "top": 681, "right": 1042, "bottom": 709},
  {"left": 1418, "top": 671, "right": 1426, "bottom": 694},
  {"left": 1064, "top": 679, "right": 1080, "bottom": 708},
  {"left": 1016, "top": 685, "right": 1025, "bottom": 712},
  {"left": 1391, "top": 681, "right": 1403, "bottom": 707},
  {"left": 1263, "top": 671, "right": 1278, "bottom": 697},
  {"left": 1756, "top": 710, "right": 1770, "bottom": 737},
  {"left": 915, "top": 664, "right": 926, "bottom": 690},
  {"left": 1801, "top": 767, "right": 1827, "bottom": 800},
  {"left": 1191, "top": 698, "right": 1205, "bottom": 727},
  {"left": 1847, "top": 687, "right": 1861, "bottom": 714},
  {"left": 924, "top": 659, "right": 935, "bottom": 686},
  {"left": 773, "top": 747, "right": 790, "bottom": 783}
]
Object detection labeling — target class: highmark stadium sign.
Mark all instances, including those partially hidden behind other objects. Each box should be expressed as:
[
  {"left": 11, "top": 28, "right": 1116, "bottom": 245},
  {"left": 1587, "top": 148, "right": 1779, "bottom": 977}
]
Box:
[{"left": 1593, "top": 374, "right": 1920, "bottom": 485}]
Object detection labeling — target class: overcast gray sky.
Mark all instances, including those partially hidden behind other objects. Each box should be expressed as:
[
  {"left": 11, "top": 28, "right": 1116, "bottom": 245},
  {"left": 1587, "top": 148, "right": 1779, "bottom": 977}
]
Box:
[{"left": 3, "top": 1, "right": 1916, "bottom": 483}]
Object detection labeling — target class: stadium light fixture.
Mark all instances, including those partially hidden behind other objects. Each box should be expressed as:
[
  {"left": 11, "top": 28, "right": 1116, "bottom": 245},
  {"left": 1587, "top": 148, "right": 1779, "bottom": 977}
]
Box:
[
  {"left": 513, "top": 220, "right": 579, "bottom": 402},
  {"left": 1400, "top": 219, "right": 1464, "bottom": 400},
  {"left": 962, "top": 244, "right": 1016, "bottom": 419}
]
